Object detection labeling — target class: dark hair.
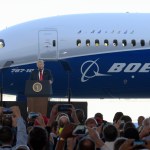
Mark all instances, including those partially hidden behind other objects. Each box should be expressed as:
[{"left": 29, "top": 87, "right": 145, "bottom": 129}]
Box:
[
  {"left": 103, "top": 124, "right": 118, "bottom": 142},
  {"left": 113, "top": 112, "right": 123, "bottom": 123},
  {"left": 28, "top": 126, "right": 48, "bottom": 150},
  {"left": 0, "top": 126, "right": 13, "bottom": 144},
  {"left": 77, "top": 137, "right": 95, "bottom": 150},
  {"left": 124, "top": 127, "right": 139, "bottom": 140},
  {"left": 94, "top": 113, "right": 103, "bottom": 119},
  {"left": 76, "top": 109, "right": 85, "bottom": 124},
  {"left": 114, "top": 138, "right": 127, "bottom": 150},
  {"left": 124, "top": 122, "right": 135, "bottom": 131},
  {"left": 120, "top": 115, "right": 132, "bottom": 123}
]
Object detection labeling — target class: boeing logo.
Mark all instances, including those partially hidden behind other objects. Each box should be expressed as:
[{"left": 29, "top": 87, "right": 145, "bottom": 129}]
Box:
[
  {"left": 107, "top": 63, "right": 150, "bottom": 73},
  {"left": 81, "top": 59, "right": 110, "bottom": 82},
  {"left": 81, "top": 59, "right": 150, "bottom": 82}
]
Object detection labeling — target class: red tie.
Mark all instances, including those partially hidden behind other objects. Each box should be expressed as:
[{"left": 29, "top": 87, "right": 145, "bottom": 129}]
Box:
[{"left": 40, "top": 70, "right": 43, "bottom": 81}]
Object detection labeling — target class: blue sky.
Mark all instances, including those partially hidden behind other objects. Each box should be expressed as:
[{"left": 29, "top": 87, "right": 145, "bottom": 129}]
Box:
[{"left": 0, "top": 0, "right": 150, "bottom": 30}]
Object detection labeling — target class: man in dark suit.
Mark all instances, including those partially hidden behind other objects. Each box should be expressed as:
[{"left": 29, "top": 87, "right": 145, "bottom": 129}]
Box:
[
  {"left": 30, "top": 60, "right": 53, "bottom": 95},
  {"left": 28, "top": 60, "right": 53, "bottom": 115},
  {"left": 30, "top": 60, "right": 53, "bottom": 83}
]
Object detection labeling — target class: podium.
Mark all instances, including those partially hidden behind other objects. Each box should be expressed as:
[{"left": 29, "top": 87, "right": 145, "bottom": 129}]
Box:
[{"left": 25, "top": 80, "right": 51, "bottom": 115}]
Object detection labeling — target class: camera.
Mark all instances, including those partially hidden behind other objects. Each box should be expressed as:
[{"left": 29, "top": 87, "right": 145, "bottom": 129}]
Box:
[
  {"left": 1, "top": 108, "right": 13, "bottom": 127},
  {"left": 72, "top": 125, "right": 88, "bottom": 135},
  {"left": 28, "top": 112, "right": 40, "bottom": 119},
  {"left": 133, "top": 140, "right": 145, "bottom": 146},
  {"left": 3, "top": 108, "right": 12, "bottom": 115},
  {"left": 58, "top": 104, "right": 72, "bottom": 112}
]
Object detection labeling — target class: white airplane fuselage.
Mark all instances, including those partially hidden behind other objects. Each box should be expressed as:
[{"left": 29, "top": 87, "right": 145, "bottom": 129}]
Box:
[{"left": 0, "top": 13, "right": 150, "bottom": 100}]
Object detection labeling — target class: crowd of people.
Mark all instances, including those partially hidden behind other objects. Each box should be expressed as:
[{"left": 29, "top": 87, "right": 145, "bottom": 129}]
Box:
[{"left": 0, "top": 104, "right": 150, "bottom": 150}]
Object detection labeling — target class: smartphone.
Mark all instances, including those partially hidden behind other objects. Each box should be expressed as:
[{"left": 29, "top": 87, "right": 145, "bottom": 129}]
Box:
[
  {"left": 72, "top": 125, "right": 88, "bottom": 135},
  {"left": 3, "top": 108, "right": 12, "bottom": 114},
  {"left": 121, "top": 120, "right": 125, "bottom": 124},
  {"left": 58, "top": 104, "right": 72, "bottom": 112},
  {"left": 28, "top": 112, "right": 40, "bottom": 119},
  {"left": 133, "top": 140, "right": 145, "bottom": 146}
]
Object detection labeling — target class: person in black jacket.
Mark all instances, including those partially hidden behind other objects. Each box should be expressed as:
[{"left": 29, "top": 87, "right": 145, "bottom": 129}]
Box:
[
  {"left": 30, "top": 60, "right": 53, "bottom": 82},
  {"left": 30, "top": 60, "right": 53, "bottom": 95}
]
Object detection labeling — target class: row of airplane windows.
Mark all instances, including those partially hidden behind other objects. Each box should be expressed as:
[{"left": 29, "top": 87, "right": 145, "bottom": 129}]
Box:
[
  {"left": 76, "top": 39, "right": 146, "bottom": 47},
  {"left": 0, "top": 39, "right": 147, "bottom": 49}
]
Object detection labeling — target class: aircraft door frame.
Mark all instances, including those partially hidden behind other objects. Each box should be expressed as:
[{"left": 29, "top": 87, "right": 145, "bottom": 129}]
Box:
[{"left": 38, "top": 30, "right": 58, "bottom": 60}]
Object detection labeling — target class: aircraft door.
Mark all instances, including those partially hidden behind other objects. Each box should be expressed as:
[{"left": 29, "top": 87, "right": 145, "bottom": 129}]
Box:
[{"left": 39, "top": 30, "right": 58, "bottom": 60}]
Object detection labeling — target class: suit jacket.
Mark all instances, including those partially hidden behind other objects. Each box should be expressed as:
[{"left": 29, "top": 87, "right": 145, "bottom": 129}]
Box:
[
  {"left": 30, "top": 69, "right": 53, "bottom": 81},
  {"left": 29, "top": 69, "right": 53, "bottom": 95}
]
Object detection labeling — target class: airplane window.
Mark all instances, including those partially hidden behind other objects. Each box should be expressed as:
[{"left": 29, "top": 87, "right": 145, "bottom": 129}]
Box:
[
  {"left": 86, "top": 39, "right": 90, "bottom": 46},
  {"left": 141, "top": 39, "right": 145, "bottom": 46},
  {"left": 113, "top": 39, "right": 118, "bottom": 46},
  {"left": 104, "top": 39, "right": 109, "bottom": 46},
  {"left": 77, "top": 39, "right": 81, "bottom": 47},
  {"left": 95, "top": 39, "right": 99, "bottom": 46},
  {"left": 0, "top": 39, "right": 5, "bottom": 48},
  {"left": 53, "top": 40, "right": 56, "bottom": 47},
  {"left": 122, "top": 39, "right": 127, "bottom": 46},
  {"left": 131, "top": 40, "right": 136, "bottom": 47}
]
